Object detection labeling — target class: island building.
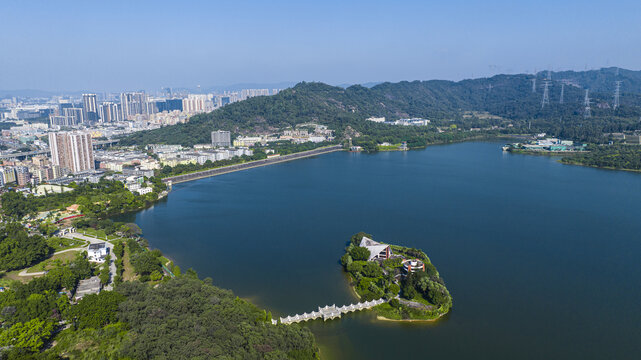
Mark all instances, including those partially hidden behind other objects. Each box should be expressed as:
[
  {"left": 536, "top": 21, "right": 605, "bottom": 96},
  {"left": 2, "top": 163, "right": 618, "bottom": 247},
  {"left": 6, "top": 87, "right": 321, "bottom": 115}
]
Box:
[
  {"left": 87, "top": 243, "right": 109, "bottom": 263},
  {"left": 402, "top": 259, "right": 426, "bottom": 273},
  {"left": 49, "top": 131, "right": 95, "bottom": 173},
  {"left": 359, "top": 236, "right": 391, "bottom": 261},
  {"left": 211, "top": 130, "right": 231, "bottom": 147}
]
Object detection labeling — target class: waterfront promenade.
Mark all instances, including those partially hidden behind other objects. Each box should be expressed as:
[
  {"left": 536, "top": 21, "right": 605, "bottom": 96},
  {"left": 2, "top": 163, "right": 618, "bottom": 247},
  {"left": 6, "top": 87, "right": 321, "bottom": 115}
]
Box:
[{"left": 162, "top": 145, "right": 343, "bottom": 184}]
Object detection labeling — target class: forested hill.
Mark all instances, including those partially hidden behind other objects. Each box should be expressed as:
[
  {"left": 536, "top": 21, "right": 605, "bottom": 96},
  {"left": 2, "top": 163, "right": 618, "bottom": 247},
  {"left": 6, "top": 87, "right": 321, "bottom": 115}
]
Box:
[
  {"left": 121, "top": 68, "right": 641, "bottom": 147},
  {"left": 551, "top": 67, "right": 641, "bottom": 94}
]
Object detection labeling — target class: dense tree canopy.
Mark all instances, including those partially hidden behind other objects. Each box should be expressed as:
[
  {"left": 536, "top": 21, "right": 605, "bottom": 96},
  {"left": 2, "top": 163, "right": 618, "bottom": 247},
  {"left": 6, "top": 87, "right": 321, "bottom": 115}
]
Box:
[
  {"left": 116, "top": 277, "right": 318, "bottom": 359},
  {"left": 562, "top": 144, "right": 641, "bottom": 170},
  {"left": 71, "top": 291, "right": 126, "bottom": 330},
  {"left": 0, "top": 224, "right": 50, "bottom": 271}
]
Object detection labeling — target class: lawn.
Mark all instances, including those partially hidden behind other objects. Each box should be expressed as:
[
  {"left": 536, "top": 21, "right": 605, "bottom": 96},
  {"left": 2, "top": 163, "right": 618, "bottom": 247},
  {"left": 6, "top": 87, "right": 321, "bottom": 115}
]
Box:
[
  {"left": 26, "top": 250, "right": 81, "bottom": 273},
  {"left": 0, "top": 270, "right": 37, "bottom": 285},
  {"left": 81, "top": 228, "right": 127, "bottom": 242},
  {"left": 48, "top": 236, "right": 86, "bottom": 252}
]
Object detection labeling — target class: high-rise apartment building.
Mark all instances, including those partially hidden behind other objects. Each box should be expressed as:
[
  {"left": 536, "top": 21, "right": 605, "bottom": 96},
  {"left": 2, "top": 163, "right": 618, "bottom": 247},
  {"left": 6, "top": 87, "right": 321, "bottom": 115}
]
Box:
[
  {"left": 15, "top": 166, "right": 31, "bottom": 186},
  {"left": 49, "top": 131, "right": 95, "bottom": 173},
  {"left": 0, "top": 167, "right": 16, "bottom": 185},
  {"left": 99, "top": 102, "right": 121, "bottom": 122},
  {"left": 182, "top": 94, "right": 212, "bottom": 114},
  {"left": 82, "top": 94, "right": 99, "bottom": 122},
  {"left": 211, "top": 130, "right": 231, "bottom": 147},
  {"left": 156, "top": 99, "right": 183, "bottom": 113},
  {"left": 120, "top": 92, "right": 148, "bottom": 120}
]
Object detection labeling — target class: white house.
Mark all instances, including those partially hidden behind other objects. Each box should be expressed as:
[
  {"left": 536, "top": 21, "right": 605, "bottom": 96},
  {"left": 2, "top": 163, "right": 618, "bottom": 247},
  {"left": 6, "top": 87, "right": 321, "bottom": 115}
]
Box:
[
  {"left": 87, "top": 243, "right": 109, "bottom": 262},
  {"left": 359, "top": 237, "right": 391, "bottom": 262}
]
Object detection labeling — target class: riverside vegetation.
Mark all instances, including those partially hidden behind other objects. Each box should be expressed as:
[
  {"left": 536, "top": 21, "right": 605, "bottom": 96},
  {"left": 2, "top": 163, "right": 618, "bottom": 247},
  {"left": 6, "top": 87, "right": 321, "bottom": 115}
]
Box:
[
  {"left": 0, "top": 180, "right": 319, "bottom": 359},
  {"left": 340, "top": 232, "right": 452, "bottom": 321},
  {"left": 561, "top": 144, "right": 641, "bottom": 171}
]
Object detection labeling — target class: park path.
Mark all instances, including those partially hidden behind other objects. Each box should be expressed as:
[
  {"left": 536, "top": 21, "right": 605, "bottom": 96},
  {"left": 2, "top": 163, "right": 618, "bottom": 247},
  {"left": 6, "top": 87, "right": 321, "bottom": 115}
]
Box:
[
  {"left": 17, "top": 247, "right": 85, "bottom": 277},
  {"left": 16, "top": 234, "right": 118, "bottom": 287}
]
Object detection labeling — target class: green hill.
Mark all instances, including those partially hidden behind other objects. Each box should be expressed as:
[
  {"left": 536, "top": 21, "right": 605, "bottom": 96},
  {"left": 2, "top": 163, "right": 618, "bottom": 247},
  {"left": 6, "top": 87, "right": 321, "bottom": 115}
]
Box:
[{"left": 120, "top": 68, "right": 641, "bottom": 147}]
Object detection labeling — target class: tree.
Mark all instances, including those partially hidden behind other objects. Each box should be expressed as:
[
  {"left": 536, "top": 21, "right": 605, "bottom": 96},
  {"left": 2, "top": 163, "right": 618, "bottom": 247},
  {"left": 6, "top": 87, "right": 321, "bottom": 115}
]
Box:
[
  {"left": 350, "top": 232, "right": 373, "bottom": 246},
  {"left": 0, "top": 224, "right": 51, "bottom": 271},
  {"left": 121, "top": 223, "right": 142, "bottom": 237},
  {"left": 340, "top": 253, "right": 353, "bottom": 267},
  {"left": 99, "top": 255, "right": 111, "bottom": 285},
  {"left": 0, "top": 319, "right": 54, "bottom": 352},
  {"left": 149, "top": 270, "right": 163, "bottom": 281},
  {"left": 389, "top": 298, "right": 400, "bottom": 308},
  {"left": 70, "top": 291, "right": 126, "bottom": 329},
  {"left": 130, "top": 251, "right": 161, "bottom": 277},
  {"left": 361, "top": 262, "right": 383, "bottom": 278},
  {"left": 349, "top": 246, "right": 370, "bottom": 261},
  {"left": 0, "top": 191, "right": 35, "bottom": 219},
  {"left": 115, "top": 277, "right": 319, "bottom": 359},
  {"left": 388, "top": 283, "right": 400, "bottom": 296}
]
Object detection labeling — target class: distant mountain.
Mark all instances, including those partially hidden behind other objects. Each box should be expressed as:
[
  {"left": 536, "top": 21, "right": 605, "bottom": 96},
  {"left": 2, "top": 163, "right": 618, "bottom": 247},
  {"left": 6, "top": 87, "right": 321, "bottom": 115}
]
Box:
[
  {"left": 119, "top": 68, "right": 641, "bottom": 147},
  {"left": 336, "top": 82, "right": 382, "bottom": 89},
  {"left": 0, "top": 89, "right": 60, "bottom": 99},
  {"left": 202, "top": 82, "right": 296, "bottom": 93}
]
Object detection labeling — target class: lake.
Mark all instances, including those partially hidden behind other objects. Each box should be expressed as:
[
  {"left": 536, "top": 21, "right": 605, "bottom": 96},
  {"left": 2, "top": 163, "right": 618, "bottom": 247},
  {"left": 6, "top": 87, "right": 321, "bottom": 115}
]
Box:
[{"left": 118, "top": 141, "right": 641, "bottom": 359}]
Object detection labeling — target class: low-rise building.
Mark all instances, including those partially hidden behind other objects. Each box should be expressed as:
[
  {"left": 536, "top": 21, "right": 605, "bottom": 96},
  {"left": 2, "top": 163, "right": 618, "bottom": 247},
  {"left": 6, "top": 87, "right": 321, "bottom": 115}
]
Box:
[
  {"left": 359, "top": 237, "right": 391, "bottom": 261},
  {"left": 75, "top": 276, "right": 101, "bottom": 300},
  {"left": 136, "top": 187, "right": 153, "bottom": 195},
  {"left": 87, "top": 243, "right": 109, "bottom": 262},
  {"left": 402, "top": 259, "right": 426, "bottom": 273}
]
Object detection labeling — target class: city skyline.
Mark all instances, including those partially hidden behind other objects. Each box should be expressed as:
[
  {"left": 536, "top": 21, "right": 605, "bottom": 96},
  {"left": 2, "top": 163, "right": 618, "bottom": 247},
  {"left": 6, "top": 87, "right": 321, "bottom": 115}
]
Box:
[{"left": 1, "top": 0, "right": 640, "bottom": 92}]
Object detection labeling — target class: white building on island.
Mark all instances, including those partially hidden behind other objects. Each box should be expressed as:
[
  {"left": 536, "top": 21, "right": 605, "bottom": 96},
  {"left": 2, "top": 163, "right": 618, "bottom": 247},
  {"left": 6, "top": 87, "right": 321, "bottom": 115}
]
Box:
[{"left": 359, "top": 236, "right": 391, "bottom": 261}]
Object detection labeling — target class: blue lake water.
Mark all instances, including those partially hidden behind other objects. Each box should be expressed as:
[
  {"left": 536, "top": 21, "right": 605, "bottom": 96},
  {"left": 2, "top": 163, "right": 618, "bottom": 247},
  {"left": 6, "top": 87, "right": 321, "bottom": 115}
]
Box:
[{"left": 119, "top": 142, "right": 641, "bottom": 359}]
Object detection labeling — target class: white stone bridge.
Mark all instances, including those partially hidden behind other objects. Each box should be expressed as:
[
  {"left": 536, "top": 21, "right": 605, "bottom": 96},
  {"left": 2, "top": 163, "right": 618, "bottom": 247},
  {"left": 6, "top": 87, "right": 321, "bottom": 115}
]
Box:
[{"left": 274, "top": 298, "right": 386, "bottom": 325}]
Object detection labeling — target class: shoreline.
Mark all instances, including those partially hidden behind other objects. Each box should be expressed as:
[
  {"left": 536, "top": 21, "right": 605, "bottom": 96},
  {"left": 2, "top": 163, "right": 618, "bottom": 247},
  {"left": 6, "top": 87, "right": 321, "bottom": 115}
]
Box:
[
  {"left": 162, "top": 145, "right": 343, "bottom": 184},
  {"left": 376, "top": 314, "right": 444, "bottom": 323},
  {"left": 558, "top": 160, "right": 641, "bottom": 173}
]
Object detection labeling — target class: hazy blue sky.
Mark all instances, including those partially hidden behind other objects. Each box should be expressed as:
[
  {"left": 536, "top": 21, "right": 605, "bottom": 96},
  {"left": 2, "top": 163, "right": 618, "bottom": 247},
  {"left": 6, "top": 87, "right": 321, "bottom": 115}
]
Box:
[{"left": 1, "top": 0, "right": 639, "bottom": 92}]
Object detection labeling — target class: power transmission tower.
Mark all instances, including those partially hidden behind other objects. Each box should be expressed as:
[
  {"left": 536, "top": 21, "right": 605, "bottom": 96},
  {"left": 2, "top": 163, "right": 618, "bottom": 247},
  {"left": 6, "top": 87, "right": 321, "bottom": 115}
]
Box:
[
  {"left": 541, "top": 81, "right": 550, "bottom": 108},
  {"left": 547, "top": 70, "right": 552, "bottom": 80},
  {"left": 560, "top": 83, "right": 565, "bottom": 104},
  {"left": 613, "top": 80, "right": 621, "bottom": 109},
  {"left": 584, "top": 89, "right": 591, "bottom": 118},
  {"left": 531, "top": 78, "right": 537, "bottom": 93}
]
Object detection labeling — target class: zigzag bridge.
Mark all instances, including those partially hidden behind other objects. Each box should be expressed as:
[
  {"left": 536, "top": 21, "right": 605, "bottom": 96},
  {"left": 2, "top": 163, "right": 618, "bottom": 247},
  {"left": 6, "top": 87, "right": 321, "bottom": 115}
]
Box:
[{"left": 273, "top": 298, "right": 387, "bottom": 325}]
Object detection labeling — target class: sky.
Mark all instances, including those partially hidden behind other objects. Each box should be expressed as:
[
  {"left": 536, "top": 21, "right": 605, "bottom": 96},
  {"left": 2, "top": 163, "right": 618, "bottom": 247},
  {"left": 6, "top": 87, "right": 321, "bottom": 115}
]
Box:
[{"left": 1, "top": 0, "right": 640, "bottom": 92}]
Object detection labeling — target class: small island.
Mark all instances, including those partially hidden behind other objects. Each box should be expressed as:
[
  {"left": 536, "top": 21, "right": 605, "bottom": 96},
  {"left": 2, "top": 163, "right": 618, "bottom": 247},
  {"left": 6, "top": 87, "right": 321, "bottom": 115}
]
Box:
[{"left": 340, "top": 232, "right": 452, "bottom": 321}]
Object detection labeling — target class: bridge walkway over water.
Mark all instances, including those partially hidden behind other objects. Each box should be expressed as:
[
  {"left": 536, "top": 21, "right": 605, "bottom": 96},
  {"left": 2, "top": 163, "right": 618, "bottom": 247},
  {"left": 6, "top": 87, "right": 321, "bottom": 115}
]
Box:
[{"left": 273, "top": 298, "right": 386, "bottom": 325}]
